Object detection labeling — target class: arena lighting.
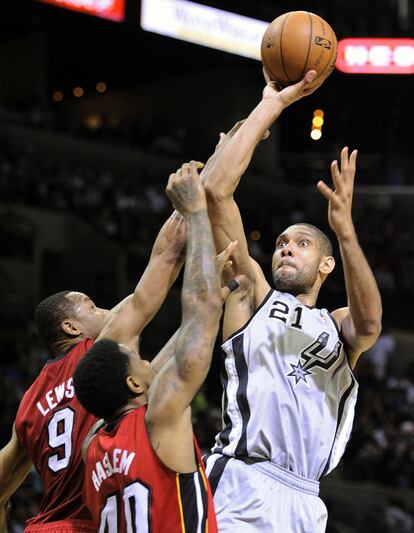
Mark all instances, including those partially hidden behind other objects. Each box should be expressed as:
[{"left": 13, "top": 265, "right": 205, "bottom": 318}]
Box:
[
  {"left": 312, "top": 116, "right": 324, "bottom": 128},
  {"left": 310, "top": 109, "right": 324, "bottom": 141},
  {"left": 37, "top": 0, "right": 125, "bottom": 22},
  {"left": 141, "top": 1, "right": 414, "bottom": 76},
  {"left": 310, "top": 129, "right": 322, "bottom": 141},
  {"left": 141, "top": 0, "right": 267, "bottom": 60},
  {"left": 52, "top": 91, "right": 64, "bottom": 102},
  {"left": 336, "top": 38, "right": 414, "bottom": 74}
]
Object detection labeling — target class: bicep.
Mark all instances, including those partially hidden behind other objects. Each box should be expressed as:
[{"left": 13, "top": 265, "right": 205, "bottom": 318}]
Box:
[{"left": 332, "top": 307, "right": 379, "bottom": 369}]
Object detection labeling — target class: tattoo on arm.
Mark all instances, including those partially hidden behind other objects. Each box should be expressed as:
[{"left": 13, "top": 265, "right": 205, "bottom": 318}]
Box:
[{"left": 176, "top": 209, "right": 220, "bottom": 377}]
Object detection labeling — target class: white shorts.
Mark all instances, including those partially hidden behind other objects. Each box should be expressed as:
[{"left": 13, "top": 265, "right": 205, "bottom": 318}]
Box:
[{"left": 205, "top": 454, "right": 327, "bottom": 533}]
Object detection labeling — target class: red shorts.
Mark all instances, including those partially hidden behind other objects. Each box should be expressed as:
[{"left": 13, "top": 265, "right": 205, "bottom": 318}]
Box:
[{"left": 24, "top": 520, "right": 96, "bottom": 533}]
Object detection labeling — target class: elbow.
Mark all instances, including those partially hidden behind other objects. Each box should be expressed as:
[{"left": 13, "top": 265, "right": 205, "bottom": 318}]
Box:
[
  {"left": 204, "top": 181, "right": 228, "bottom": 205},
  {"left": 358, "top": 319, "right": 382, "bottom": 340}
]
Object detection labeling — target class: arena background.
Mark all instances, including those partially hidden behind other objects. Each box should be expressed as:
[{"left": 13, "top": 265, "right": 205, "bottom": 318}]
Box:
[{"left": 0, "top": 1, "right": 413, "bottom": 531}]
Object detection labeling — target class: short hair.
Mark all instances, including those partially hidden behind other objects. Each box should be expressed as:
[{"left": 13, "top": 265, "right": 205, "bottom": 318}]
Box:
[
  {"left": 34, "top": 291, "right": 74, "bottom": 353},
  {"left": 296, "top": 223, "right": 333, "bottom": 257},
  {"left": 73, "top": 339, "right": 131, "bottom": 420}
]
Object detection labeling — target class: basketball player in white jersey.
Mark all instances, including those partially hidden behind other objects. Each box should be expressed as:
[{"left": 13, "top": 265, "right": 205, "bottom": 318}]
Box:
[{"left": 202, "top": 70, "right": 382, "bottom": 531}]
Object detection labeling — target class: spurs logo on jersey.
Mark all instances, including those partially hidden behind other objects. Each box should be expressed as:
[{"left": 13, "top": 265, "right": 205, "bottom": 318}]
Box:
[
  {"left": 213, "top": 289, "right": 358, "bottom": 480},
  {"left": 288, "top": 332, "right": 343, "bottom": 384}
]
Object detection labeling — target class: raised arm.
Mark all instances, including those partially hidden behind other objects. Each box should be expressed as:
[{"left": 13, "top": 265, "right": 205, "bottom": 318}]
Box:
[
  {"left": 149, "top": 240, "right": 238, "bottom": 373},
  {"left": 202, "top": 71, "right": 319, "bottom": 307},
  {"left": 0, "top": 425, "right": 32, "bottom": 530},
  {"left": 145, "top": 161, "right": 222, "bottom": 472},
  {"left": 96, "top": 209, "right": 186, "bottom": 349},
  {"left": 318, "top": 148, "right": 382, "bottom": 368}
]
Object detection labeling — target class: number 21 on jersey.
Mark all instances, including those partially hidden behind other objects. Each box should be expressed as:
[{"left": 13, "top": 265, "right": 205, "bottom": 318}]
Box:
[{"left": 269, "top": 300, "right": 303, "bottom": 329}]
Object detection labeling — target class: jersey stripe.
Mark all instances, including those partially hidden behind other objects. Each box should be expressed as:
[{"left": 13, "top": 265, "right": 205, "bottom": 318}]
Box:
[
  {"left": 321, "top": 374, "right": 357, "bottom": 477},
  {"left": 205, "top": 455, "right": 231, "bottom": 496},
  {"left": 178, "top": 472, "right": 208, "bottom": 533},
  {"left": 198, "top": 467, "right": 209, "bottom": 533},
  {"left": 175, "top": 474, "right": 186, "bottom": 532},
  {"left": 233, "top": 334, "right": 251, "bottom": 457},
  {"left": 214, "top": 365, "right": 231, "bottom": 451},
  {"left": 193, "top": 472, "right": 203, "bottom": 533}
]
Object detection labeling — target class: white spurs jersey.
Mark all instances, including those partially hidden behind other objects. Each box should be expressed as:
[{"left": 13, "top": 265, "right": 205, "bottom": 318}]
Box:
[{"left": 212, "top": 289, "right": 358, "bottom": 480}]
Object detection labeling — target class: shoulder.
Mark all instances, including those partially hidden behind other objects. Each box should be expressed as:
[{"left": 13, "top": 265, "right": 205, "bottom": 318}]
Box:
[
  {"left": 330, "top": 307, "right": 349, "bottom": 331},
  {"left": 82, "top": 419, "right": 105, "bottom": 462},
  {"left": 223, "top": 284, "right": 275, "bottom": 342}
]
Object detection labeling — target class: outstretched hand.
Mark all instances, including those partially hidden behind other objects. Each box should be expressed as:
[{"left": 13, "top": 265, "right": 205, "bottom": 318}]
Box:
[
  {"left": 262, "top": 69, "right": 321, "bottom": 108},
  {"left": 215, "top": 241, "right": 246, "bottom": 302},
  {"left": 166, "top": 161, "right": 206, "bottom": 215},
  {"left": 317, "top": 147, "right": 358, "bottom": 237}
]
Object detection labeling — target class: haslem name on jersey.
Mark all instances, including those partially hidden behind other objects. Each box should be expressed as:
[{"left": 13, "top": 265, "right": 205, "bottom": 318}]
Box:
[
  {"left": 36, "top": 378, "right": 75, "bottom": 416},
  {"left": 91, "top": 449, "right": 136, "bottom": 492}
]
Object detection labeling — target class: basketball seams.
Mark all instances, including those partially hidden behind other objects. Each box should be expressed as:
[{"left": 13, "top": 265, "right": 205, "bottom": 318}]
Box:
[
  {"left": 261, "top": 11, "right": 337, "bottom": 89},
  {"left": 280, "top": 12, "right": 293, "bottom": 83},
  {"left": 298, "top": 12, "right": 313, "bottom": 82}
]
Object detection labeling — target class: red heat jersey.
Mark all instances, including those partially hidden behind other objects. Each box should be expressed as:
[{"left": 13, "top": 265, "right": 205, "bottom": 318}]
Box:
[
  {"left": 83, "top": 406, "right": 218, "bottom": 533},
  {"left": 15, "top": 338, "right": 98, "bottom": 529}
]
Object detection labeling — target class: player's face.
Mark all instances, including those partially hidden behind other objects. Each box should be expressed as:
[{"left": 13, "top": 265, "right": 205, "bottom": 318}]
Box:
[
  {"left": 120, "top": 344, "right": 156, "bottom": 393},
  {"left": 271, "top": 225, "right": 323, "bottom": 295},
  {"left": 69, "top": 292, "right": 109, "bottom": 338}
]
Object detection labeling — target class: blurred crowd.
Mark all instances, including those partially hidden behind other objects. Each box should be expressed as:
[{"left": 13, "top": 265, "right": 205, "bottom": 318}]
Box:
[{"left": 1, "top": 143, "right": 414, "bottom": 301}]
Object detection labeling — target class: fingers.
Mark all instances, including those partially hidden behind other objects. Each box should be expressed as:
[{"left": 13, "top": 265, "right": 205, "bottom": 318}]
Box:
[
  {"left": 317, "top": 180, "right": 334, "bottom": 201},
  {"left": 330, "top": 160, "right": 344, "bottom": 193},
  {"left": 217, "top": 240, "right": 238, "bottom": 273},
  {"left": 303, "top": 70, "right": 317, "bottom": 86},
  {"left": 349, "top": 149, "right": 358, "bottom": 184},
  {"left": 220, "top": 275, "right": 245, "bottom": 302},
  {"left": 227, "top": 120, "right": 245, "bottom": 138},
  {"left": 166, "top": 161, "right": 204, "bottom": 199},
  {"left": 262, "top": 66, "right": 271, "bottom": 84},
  {"left": 340, "top": 147, "right": 349, "bottom": 175},
  {"left": 334, "top": 147, "right": 358, "bottom": 188}
]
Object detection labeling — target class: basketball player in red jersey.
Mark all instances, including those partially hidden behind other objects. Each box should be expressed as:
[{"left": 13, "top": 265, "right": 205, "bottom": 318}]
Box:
[
  {"left": 0, "top": 208, "right": 187, "bottom": 533},
  {"left": 73, "top": 161, "right": 236, "bottom": 533}
]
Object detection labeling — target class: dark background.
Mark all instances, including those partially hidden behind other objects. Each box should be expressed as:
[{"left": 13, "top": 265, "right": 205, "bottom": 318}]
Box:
[{"left": 0, "top": 1, "right": 413, "bottom": 532}]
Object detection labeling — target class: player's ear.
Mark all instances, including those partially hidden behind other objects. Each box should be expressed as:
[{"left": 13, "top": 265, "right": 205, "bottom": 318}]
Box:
[
  {"left": 61, "top": 319, "right": 81, "bottom": 337},
  {"left": 319, "top": 255, "right": 335, "bottom": 275},
  {"left": 126, "top": 375, "right": 145, "bottom": 396}
]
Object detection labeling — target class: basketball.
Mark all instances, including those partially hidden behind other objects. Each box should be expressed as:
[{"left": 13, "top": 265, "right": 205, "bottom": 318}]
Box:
[{"left": 261, "top": 11, "right": 337, "bottom": 89}]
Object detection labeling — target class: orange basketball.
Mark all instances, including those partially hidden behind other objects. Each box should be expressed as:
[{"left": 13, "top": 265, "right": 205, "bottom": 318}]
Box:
[{"left": 261, "top": 11, "right": 337, "bottom": 89}]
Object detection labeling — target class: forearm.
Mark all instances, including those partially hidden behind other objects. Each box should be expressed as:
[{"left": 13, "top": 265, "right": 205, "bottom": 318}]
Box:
[
  {"left": 148, "top": 210, "right": 186, "bottom": 270},
  {"left": 181, "top": 209, "right": 221, "bottom": 318},
  {"left": 202, "top": 97, "right": 284, "bottom": 198},
  {"left": 150, "top": 329, "right": 180, "bottom": 373},
  {"left": 0, "top": 433, "right": 31, "bottom": 505},
  {"left": 130, "top": 211, "right": 186, "bottom": 321},
  {"left": 338, "top": 226, "right": 382, "bottom": 334}
]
